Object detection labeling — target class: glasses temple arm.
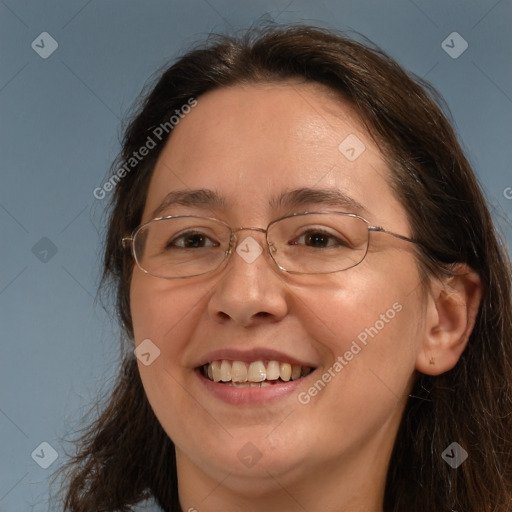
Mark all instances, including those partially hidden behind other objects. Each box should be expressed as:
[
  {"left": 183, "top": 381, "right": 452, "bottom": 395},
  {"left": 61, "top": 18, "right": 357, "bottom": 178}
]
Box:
[{"left": 368, "top": 226, "right": 417, "bottom": 245}]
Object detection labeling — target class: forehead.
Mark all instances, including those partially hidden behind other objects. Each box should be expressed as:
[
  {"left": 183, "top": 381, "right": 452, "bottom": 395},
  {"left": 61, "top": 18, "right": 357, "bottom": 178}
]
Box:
[{"left": 142, "top": 82, "right": 407, "bottom": 229}]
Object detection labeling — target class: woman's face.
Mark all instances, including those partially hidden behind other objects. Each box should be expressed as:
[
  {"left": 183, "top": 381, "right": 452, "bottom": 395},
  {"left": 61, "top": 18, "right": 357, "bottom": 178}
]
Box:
[{"left": 130, "top": 82, "right": 426, "bottom": 504}]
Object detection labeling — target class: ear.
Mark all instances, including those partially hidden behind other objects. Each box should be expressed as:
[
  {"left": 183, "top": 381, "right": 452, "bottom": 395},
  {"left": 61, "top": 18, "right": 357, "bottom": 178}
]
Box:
[{"left": 416, "top": 264, "right": 482, "bottom": 376}]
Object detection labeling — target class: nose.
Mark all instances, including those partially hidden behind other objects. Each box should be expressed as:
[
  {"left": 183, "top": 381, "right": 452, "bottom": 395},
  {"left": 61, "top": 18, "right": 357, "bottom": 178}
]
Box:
[{"left": 207, "top": 229, "right": 289, "bottom": 327}]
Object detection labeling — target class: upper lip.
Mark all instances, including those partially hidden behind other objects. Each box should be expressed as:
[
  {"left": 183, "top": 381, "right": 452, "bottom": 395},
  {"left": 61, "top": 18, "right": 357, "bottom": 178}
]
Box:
[{"left": 194, "top": 348, "right": 317, "bottom": 368}]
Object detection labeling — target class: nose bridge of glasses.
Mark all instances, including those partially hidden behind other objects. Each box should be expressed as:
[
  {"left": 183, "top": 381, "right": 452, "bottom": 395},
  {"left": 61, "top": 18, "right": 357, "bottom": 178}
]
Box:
[{"left": 230, "top": 226, "right": 268, "bottom": 246}]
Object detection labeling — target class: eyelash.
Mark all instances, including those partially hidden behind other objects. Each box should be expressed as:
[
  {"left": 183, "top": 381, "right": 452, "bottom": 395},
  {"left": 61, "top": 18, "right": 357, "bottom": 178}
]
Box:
[
  {"left": 288, "top": 228, "right": 349, "bottom": 248},
  {"left": 165, "top": 228, "right": 349, "bottom": 250},
  {"left": 166, "top": 231, "right": 220, "bottom": 249}
]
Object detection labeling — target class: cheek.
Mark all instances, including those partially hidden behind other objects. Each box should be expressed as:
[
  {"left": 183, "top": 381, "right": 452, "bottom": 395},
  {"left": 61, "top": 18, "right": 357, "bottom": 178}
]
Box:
[
  {"left": 129, "top": 273, "right": 205, "bottom": 413},
  {"left": 299, "top": 268, "right": 417, "bottom": 342},
  {"left": 295, "top": 266, "right": 422, "bottom": 394},
  {"left": 129, "top": 273, "right": 209, "bottom": 437},
  {"left": 288, "top": 275, "right": 421, "bottom": 452},
  {"left": 130, "top": 272, "right": 205, "bottom": 345}
]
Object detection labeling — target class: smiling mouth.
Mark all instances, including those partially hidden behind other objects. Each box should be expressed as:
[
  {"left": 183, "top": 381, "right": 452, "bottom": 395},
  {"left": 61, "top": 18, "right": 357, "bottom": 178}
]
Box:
[{"left": 200, "top": 360, "right": 314, "bottom": 387}]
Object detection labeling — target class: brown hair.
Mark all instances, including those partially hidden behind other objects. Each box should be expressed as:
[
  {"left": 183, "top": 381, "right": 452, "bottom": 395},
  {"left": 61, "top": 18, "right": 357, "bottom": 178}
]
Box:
[{"left": 53, "top": 24, "right": 512, "bottom": 511}]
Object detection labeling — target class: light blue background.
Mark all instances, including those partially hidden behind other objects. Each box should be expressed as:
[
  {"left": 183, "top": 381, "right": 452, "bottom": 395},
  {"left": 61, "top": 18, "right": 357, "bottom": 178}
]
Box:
[{"left": 1, "top": 1, "right": 511, "bottom": 510}]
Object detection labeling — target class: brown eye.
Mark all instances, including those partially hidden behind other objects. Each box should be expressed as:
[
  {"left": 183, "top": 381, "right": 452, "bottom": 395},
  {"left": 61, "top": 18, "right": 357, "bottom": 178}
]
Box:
[
  {"left": 289, "top": 229, "right": 348, "bottom": 249},
  {"left": 166, "top": 232, "right": 219, "bottom": 249},
  {"left": 305, "top": 232, "right": 331, "bottom": 248}
]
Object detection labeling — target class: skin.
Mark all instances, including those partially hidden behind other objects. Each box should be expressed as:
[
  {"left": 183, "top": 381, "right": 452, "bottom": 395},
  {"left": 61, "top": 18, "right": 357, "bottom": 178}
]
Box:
[{"left": 129, "top": 82, "right": 482, "bottom": 511}]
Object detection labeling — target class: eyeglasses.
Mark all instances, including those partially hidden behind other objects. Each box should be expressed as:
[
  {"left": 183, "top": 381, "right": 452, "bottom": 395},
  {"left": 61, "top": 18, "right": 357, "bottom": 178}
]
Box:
[{"left": 122, "top": 211, "right": 417, "bottom": 279}]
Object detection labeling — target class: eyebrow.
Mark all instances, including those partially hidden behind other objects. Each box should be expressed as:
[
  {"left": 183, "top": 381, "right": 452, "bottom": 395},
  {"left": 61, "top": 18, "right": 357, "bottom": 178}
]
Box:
[
  {"left": 151, "top": 187, "right": 368, "bottom": 218},
  {"left": 271, "top": 187, "right": 368, "bottom": 215},
  {"left": 151, "top": 189, "right": 227, "bottom": 218}
]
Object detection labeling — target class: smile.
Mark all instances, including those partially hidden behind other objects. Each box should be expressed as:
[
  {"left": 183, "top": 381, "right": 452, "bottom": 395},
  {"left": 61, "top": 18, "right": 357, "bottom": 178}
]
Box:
[{"left": 201, "top": 360, "right": 314, "bottom": 386}]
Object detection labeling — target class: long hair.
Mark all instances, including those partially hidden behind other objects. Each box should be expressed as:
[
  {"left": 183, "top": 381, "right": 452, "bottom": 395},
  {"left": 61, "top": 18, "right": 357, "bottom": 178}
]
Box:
[{"left": 53, "top": 25, "right": 512, "bottom": 511}]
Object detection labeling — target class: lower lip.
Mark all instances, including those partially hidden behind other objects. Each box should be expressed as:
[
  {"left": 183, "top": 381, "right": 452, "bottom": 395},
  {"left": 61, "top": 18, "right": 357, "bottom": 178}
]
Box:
[{"left": 196, "top": 369, "right": 311, "bottom": 405}]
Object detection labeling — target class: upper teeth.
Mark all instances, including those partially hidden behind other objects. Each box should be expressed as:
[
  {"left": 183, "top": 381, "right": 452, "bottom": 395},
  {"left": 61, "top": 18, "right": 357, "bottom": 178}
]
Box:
[{"left": 203, "top": 360, "right": 311, "bottom": 383}]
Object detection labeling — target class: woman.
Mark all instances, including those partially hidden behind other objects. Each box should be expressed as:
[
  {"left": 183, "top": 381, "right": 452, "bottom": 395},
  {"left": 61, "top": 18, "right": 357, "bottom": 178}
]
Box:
[{"left": 55, "top": 25, "right": 512, "bottom": 511}]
